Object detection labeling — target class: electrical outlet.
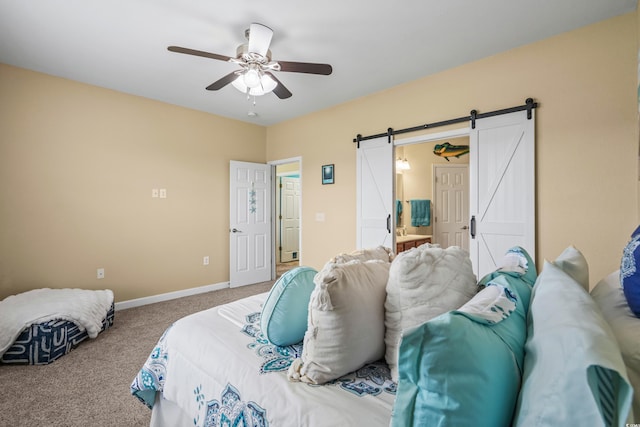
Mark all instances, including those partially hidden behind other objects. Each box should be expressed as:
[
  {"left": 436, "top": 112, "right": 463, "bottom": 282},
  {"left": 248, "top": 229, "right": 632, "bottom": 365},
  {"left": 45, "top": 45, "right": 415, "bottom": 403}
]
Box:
[
  {"left": 97, "top": 268, "right": 105, "bottom": 279},
  {"left": 159, "top": 188, "right": 167, "bottom": 199},
  {"left": 203, "top": 256, "right": 209, "bottom": 266},
  {"left": 152, "top": 188, "right": 159, "bottom": 198}
]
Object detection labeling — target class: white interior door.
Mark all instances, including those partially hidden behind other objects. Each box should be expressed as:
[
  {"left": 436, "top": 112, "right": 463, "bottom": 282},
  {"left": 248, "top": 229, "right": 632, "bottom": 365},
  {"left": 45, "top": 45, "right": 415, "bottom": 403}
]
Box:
[
  {"left": 356, "top": 136, "right": 394, "bottom": 249},
  {"left": 230, "top": 161, "right": 272, "bottom": 287},
  {"left": 469, "top": 110, "right": 535, "bottom": 279},
  {"left": 433, "top": 164, "right": 469, "bottom": 250},
  {"left": 280, "top": 176, "right": 300, "bottom": 262}
]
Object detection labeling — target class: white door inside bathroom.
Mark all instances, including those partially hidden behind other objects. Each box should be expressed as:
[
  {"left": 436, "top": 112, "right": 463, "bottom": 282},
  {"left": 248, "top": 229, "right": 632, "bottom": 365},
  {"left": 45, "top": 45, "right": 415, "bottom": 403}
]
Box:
[
  {"left": 229, "top": 161, "right": 272, "bottom": 287},
  {"left": 433, "top": 164, "right": 469, "bottom": 250}
]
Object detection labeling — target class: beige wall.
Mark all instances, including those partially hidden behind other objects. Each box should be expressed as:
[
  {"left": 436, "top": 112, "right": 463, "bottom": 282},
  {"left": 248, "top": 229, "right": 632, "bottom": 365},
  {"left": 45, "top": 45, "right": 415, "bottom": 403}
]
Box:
[
  {"left": 267, "top": 12, "right": 639, "bottom": 287},
  {"left": 1, "top": 12, "right": 637, "bottom": 302},
  {"left": 0, "top": 64, "right": 265, "bottom": 301}
]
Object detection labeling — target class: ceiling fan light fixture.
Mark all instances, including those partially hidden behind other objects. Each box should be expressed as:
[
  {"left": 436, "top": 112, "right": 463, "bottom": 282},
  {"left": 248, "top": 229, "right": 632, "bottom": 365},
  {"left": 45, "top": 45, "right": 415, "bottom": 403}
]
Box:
[
  {"left": 260, "top": 73, "right": 277, "bottom": 92},
  {"left": 243, "top": 66, "right": 262, "bottom": 88},
  {"left": 231, "top": 71, "right": 277, "bottom": 96}
]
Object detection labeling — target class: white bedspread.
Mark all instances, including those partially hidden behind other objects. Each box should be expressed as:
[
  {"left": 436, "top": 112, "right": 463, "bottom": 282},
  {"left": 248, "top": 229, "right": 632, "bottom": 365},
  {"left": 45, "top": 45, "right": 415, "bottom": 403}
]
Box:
[
  {"left": 0, "top": 288, "right": 114, "bottom": 356},
  {"left": 132, "top": 293, "right": 395, "bottom": 427}
]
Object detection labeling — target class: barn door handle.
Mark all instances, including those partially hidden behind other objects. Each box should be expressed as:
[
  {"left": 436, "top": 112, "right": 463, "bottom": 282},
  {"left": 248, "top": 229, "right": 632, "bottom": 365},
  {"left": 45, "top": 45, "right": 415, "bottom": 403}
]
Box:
[
  {"left": 470, "top": 216, "right": 476, "bottom": 239},
  {"left": 387, "top": 214, "right": 391, "bottom": 234}
]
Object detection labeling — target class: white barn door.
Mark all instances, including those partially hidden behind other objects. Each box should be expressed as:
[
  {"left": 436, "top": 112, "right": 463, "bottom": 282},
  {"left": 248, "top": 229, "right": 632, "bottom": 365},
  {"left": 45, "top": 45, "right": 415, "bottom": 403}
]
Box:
[
  {"left": 230, "top": 161, "right": 272, "bottom": 287},
  {"left": 356, "top": 136, "right": 394, "bottom": 249},
  {"left": 469, "top": 110, "right": 535, "bottom": 279}
]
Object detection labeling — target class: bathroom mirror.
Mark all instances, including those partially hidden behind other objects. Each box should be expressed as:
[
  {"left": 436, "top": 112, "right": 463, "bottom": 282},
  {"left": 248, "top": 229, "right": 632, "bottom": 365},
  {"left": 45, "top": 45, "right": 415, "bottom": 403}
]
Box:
[{"left": 395, "top": 169, "right": 404, "bottom": 229}]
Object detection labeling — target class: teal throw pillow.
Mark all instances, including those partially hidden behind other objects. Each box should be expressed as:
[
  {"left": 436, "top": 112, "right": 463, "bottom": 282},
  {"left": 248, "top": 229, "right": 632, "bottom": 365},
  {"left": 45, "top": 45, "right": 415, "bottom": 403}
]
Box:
[
  {"left": 391, "top": 247, "right": 536, "bottom": 427},
  {"left": 260, "top": 266, "right": 317, "bottom": 347}
]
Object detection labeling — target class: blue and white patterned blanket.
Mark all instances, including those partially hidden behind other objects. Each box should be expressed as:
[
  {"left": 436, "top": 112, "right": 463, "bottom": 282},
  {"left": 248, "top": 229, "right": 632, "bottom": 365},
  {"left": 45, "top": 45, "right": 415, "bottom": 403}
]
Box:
[{"left": 131, "top": 293, "right": 395, "bottom": 427}]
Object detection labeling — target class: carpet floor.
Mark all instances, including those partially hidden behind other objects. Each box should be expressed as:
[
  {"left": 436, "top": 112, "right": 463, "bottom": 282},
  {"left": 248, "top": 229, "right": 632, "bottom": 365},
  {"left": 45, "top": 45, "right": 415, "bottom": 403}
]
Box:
[{"left": 0, "top": 280, "right": 273, "bottom": 427}]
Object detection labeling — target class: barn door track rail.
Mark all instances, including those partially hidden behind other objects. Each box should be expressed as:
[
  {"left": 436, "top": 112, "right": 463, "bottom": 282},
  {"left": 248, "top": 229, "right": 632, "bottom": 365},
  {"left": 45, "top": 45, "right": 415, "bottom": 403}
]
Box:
[{"left": 353, "top": 98, "right": 537, "bottom": 148}]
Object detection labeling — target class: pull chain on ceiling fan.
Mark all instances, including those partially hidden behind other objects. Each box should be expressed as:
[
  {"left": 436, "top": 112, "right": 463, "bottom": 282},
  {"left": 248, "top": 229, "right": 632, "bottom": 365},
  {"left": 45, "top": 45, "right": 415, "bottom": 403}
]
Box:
[{"left": 168, "top": 23, "right": 333, "bottom": 99}]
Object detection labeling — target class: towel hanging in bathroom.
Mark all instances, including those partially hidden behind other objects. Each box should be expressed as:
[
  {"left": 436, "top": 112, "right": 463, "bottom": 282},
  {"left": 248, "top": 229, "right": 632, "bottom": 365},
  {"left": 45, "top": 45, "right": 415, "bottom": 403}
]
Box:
[{"left": 410, "top": 199, "right": 431, "bottom": 227}]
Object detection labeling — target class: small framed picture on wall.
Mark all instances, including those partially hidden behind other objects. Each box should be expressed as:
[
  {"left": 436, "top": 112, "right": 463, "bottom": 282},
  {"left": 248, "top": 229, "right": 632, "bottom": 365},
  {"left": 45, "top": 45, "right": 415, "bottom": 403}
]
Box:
[{"left": 322, "top": 164, "right": 334, "bottom": 185}]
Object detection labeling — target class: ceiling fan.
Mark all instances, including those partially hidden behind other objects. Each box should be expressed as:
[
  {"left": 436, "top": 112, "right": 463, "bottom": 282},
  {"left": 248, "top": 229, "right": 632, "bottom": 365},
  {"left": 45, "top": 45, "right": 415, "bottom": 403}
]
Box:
[{"left": 168, "top": 23, "right": 333, "bottom": 99}]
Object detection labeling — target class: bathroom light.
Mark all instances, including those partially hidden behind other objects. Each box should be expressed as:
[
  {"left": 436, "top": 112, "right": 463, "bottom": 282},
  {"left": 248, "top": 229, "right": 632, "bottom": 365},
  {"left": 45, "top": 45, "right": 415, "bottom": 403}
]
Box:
[{"left": 396, "top": 158, "right": 411, "bottom": 171}]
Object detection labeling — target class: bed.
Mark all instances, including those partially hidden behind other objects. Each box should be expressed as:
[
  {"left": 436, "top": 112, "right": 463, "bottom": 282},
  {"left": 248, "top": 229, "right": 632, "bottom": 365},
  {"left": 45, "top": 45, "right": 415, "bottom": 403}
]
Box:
[
  {"left": 131, "top": 292, "right": 396, "bottom": 427},
  {"left": 131, "top": 244, "right": 637, "bottom": 426}
]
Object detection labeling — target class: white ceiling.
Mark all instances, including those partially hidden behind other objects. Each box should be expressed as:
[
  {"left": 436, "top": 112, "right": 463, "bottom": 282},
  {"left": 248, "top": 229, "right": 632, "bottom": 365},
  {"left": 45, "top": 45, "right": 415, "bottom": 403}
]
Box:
[{"left": 0, "top": 0, "right": 635, "bottom": 126}]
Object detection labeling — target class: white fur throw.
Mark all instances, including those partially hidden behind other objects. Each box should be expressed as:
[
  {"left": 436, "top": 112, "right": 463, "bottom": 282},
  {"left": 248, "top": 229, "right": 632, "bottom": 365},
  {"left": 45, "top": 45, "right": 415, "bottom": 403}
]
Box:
[
  {"left": 0, "top": 288, "right": 114, "bottom": 357},
  {"left": 288, "top": 259, "right": 390, "bottom": 384},
  {"left": 384, "top": 245, "right": 477, "bottom": 381}
]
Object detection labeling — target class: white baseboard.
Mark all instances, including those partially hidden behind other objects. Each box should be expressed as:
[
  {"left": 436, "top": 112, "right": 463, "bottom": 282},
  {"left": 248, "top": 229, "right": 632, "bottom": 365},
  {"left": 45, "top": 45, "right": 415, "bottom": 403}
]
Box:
[{"left": 114, "top": 281, "right": 230, "bottom": 311}]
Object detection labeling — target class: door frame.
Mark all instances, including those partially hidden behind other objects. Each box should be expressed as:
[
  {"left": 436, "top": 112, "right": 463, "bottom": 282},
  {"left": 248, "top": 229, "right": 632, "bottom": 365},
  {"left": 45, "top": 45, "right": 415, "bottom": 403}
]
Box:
[
  {"left": 394, "top": 127, "right": 470, "bottom": 250},
  {"left": 268, "top": 156, "right": 302, "bottom": 280}
]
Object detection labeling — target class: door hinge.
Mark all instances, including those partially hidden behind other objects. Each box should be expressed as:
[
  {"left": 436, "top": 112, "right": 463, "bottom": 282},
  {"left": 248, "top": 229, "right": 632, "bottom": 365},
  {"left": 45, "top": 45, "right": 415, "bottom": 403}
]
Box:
[
  {"left": 279, "top": 215, "right": 282, "bottom": 220},
  {"left": 279, "top": 183, "right": 282, "bottom": 188}
]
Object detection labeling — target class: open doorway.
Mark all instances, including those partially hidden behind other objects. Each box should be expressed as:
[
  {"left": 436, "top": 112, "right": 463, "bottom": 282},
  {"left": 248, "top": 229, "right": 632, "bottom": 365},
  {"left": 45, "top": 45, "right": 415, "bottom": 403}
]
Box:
[
  {"left": 395, "top": 133, "right": 470, "bottom": 252},
  {"left": 274, "top": 160, "right": 301, "bottom": 278}
]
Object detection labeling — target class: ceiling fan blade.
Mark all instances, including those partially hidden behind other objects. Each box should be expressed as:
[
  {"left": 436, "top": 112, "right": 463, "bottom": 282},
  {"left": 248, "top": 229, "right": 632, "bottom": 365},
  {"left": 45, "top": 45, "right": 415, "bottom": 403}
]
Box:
[
  {"left": 248, "top": 23, "right": 273, "bottom": 57},
  {"left": 265, "top": 72, "right": 292, "bottom": 99},
  {"left": 206, "top": 72, "right": 239, "bottom": 91},
  {"left": 168, "top": 46, "right": 232, "bottom": 62},
  {"left": 277, "top": 61, "right": 333, "bottom": 75}
]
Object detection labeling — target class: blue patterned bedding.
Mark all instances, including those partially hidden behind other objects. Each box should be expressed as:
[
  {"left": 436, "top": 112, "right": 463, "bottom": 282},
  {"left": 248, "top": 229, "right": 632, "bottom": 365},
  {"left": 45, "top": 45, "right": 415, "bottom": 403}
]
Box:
[
  {"left": 131, "top": 293, "right": 395, "bottom": 426},
  {"left": 0, "top": 304, "right": 115, "bottom": 365}
]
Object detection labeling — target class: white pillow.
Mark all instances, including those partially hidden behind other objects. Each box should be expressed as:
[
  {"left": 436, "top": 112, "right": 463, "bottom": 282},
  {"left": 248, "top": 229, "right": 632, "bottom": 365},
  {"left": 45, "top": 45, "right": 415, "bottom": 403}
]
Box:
[
  {"left": 553, "top": 245, "right": 589, "bottom": 291},
  {"left": 514, "top": 262, "right": 633, "bottom": 426},
  {"left": 591, "top": 270, "right": 640, "bottom": 421},
  {"left": 287, "top": 259, "right": 390, "bottom": 384},
  {"left": 384, "top": 244, "right": 477, "bottom": 381},
  {"left": 331, "top": 246, "right": 393, "bottom": 264}
]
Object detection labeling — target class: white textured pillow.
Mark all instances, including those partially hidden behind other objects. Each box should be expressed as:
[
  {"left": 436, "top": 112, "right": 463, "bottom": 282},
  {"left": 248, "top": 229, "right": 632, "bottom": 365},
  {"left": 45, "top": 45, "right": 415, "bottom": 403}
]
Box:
[
  {"left": 331, "top": 246, "right": 394, "bottom": 264},
  {"left": 287, "top": 259, "right": 390, "bottom": 384},
  {"left": 384, "top": 245, "right": 477, "bottom": 381}
]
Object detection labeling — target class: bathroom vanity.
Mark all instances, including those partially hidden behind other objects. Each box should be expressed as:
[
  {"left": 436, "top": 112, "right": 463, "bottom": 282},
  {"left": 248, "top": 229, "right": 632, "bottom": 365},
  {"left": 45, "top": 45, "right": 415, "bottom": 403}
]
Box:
[{"left": 396, "top": 234, "right": 432, "bottom": 254}]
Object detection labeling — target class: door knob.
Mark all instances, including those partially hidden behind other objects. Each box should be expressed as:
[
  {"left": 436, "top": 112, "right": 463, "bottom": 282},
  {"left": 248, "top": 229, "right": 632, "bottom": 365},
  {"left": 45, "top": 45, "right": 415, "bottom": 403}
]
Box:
[
  {"left": 231, "top": 228, "right": 242, "bottom": 233},
  {"left": 461, "top": 225, "right": 469, "bottom": 230}
]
